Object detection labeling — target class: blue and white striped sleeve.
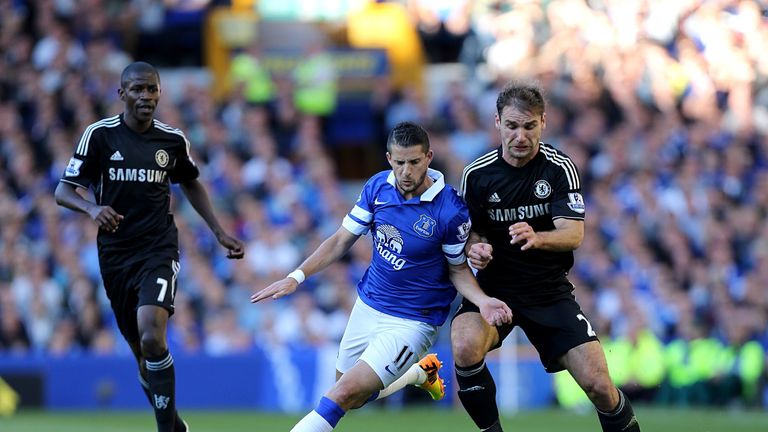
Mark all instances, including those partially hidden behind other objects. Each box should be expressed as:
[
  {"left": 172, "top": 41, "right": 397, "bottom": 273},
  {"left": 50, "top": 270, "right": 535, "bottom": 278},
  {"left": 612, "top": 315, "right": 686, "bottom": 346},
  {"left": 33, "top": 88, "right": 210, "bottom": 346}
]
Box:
[
  {"left": 342, "top": 180, "right": 375, "bottom": 235},
  {"left": 442, "top": 209, "right": 472, "bottom": 265}
]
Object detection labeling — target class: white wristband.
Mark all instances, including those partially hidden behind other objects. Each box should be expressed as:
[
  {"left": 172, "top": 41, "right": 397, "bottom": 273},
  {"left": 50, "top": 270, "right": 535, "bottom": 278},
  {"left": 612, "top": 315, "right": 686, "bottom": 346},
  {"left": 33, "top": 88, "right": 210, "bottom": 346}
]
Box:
[{"left": 287, "top": 269, "right": 306, "bottom": 284}]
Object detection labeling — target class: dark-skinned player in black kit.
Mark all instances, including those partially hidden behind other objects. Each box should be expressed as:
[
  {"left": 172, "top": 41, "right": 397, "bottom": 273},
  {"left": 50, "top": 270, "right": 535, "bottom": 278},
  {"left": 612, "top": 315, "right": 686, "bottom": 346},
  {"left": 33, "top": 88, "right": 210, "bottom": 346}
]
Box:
[{"left": 55, "top": 61, "right": 245, "bottom": 432}]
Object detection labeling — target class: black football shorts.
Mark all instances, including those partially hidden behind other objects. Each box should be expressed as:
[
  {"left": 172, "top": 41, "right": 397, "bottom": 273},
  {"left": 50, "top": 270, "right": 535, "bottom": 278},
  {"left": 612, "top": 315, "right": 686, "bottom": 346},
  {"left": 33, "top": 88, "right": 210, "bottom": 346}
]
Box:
[
  {"left": 102, "top": 255, "right": 181, "bottom": 343},
  {"left": 454, "top": 293, "right": 599, "bottom": 373}
]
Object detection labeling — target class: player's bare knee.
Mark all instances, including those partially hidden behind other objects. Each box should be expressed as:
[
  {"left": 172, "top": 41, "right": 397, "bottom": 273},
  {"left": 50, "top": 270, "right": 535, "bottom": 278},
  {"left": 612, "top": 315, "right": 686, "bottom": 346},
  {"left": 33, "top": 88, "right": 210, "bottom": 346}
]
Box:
[
  {"left": 581, "top": 376, "right": 616, "bottom": 406},
  {"left": 596, "top": 379, "right": 618, "bottom": 402},
  {"left": 139, "top": 331, "right": 166, "bottom": 357},
  {"left": 326, "top": 384, "right": 364, "bottom": 411},
  {"left": 452, "top": 338, "right": 485, "bottom": 367}
]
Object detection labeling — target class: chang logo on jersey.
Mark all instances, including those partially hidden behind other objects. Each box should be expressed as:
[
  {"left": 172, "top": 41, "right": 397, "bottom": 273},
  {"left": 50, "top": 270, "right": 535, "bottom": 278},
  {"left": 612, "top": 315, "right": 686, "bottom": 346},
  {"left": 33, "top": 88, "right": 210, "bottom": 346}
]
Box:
[
  {"left": 534, "top": 180, "right": 551, "bottom": 198},
  {"left": 488, "top": 203, "right": 551, "bottom": 222},
  {"left": 108, "top": 168, "right": 168, "bottom": 183},
  {"left": 374, "top": 224, "right": 406, "bottom": 270}
]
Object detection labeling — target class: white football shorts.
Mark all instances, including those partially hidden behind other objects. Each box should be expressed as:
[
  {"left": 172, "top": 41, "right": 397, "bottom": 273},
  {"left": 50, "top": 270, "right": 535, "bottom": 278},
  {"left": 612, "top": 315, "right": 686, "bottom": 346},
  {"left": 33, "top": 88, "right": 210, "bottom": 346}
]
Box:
[{"left": 336, "top": 297, "right": 439, "bottom": 387}]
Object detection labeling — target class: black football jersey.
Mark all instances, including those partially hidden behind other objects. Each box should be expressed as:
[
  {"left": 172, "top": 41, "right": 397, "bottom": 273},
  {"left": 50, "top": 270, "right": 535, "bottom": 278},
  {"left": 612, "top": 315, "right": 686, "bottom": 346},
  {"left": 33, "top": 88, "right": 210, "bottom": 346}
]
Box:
[
  {"left": 459, "top": 143, "right": 585, "bottom": 305},
  {"left": 60, "top": 114, "right": 199, "bottom": 269}
]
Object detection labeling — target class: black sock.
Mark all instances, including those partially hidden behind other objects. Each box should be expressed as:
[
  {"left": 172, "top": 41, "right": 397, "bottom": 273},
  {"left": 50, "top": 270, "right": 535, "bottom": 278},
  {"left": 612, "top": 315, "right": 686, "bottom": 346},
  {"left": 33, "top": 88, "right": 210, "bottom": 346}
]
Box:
[
  {"left": 146, "top": 351, "right": 177, "bottom": 432},
  {"left": 455, "top": 360, "right": 502, "bottom": 431},
  {"left": 139, "top": 373, "right": 187, "bottom": 432},
  {"left": 597, "top": 389, "right": 640, "bottom": 432}
]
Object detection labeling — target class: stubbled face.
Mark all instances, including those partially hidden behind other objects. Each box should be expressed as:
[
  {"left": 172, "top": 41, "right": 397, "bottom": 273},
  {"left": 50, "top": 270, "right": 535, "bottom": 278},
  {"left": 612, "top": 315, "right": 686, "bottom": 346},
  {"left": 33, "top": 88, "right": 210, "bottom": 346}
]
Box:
[
  {"left": 119, "top": 71, "right": 160, "bottom": 126},
  {"left": 386, "top": 144, "right": 433, "bottom": 198},
  {"left": 496, "top": 104, "right": 545, "bottom": 167}
]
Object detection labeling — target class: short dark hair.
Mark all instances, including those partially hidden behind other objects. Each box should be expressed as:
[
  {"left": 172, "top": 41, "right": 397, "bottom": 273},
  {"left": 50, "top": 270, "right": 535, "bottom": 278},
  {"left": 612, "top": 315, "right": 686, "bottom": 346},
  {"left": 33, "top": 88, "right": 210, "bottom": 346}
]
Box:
[
  {"left": 120, "top": 61, "right": 160, "bottom": 89},
  {"left": 496, "top": 80, "right": 546, "bottom": 117},
  {"left": 387, "top": 121, "right": 430, "bottom": 152}
]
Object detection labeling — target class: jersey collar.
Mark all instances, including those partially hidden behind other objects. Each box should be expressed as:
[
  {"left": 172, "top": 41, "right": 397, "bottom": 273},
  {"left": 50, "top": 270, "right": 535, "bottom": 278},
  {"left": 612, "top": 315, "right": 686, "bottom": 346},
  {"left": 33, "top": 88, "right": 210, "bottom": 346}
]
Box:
[{"left": 386, "top": 168, "right": 445, "bottom": 202}]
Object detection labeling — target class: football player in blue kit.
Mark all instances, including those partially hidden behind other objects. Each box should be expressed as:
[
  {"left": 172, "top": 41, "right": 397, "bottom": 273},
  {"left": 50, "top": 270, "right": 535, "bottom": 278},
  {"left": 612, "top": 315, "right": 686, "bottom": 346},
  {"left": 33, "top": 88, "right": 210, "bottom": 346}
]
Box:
[{"left": 251, "top": 121, "right": 512, "bottom": 432}]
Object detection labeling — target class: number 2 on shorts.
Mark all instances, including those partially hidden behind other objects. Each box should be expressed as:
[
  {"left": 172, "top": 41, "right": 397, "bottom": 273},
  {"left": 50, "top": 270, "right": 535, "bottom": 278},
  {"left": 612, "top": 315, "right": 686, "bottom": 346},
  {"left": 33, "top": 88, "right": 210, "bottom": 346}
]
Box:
[{"left": 577, "top": 313, "right": 597, "bottom": 337}]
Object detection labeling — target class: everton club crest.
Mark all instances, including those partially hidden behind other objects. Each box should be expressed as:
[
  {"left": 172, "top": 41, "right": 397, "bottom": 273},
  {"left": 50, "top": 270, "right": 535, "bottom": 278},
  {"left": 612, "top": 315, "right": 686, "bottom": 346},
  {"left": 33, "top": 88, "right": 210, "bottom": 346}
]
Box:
[{"left": 413, "top": 214, "right": 436, "bottom": 238}]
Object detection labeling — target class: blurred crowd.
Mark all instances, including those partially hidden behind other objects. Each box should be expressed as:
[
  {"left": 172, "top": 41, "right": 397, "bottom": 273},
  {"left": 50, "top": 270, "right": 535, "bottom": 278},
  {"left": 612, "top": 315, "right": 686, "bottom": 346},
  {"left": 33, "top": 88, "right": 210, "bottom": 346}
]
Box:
[{"left": 1, "top": 0, "right": 768, "bottom": 408}]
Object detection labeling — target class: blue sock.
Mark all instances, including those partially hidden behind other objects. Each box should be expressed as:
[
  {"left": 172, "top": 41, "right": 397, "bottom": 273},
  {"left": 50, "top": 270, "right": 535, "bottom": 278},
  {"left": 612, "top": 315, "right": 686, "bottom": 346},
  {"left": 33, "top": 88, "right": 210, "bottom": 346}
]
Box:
[{"left": 315, "top": 396, "right": 346, "bottom": 428}]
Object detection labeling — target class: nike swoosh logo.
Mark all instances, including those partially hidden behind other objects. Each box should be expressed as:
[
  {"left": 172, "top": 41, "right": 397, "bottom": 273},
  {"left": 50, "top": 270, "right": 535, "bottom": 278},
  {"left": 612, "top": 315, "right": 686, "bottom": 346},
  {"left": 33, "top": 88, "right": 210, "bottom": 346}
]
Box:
[
  {"left": 384, "top": 365, "right": 397, "bottom": 376},
  {"left": 374, "top": 199, "right": 388, "bottom": 205}
]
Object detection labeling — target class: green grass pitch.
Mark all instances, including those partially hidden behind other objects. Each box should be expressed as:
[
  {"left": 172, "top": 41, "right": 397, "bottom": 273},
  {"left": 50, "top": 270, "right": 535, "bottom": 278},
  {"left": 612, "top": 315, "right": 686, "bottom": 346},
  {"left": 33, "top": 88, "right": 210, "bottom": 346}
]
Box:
[{"left": 2, "top": 406, "right": 767, "bottom": 431}]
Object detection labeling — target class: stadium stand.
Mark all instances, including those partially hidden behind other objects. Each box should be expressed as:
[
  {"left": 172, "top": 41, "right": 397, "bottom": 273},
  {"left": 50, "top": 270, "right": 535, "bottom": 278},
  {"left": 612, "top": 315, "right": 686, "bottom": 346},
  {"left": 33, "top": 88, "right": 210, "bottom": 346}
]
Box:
[{"left": 0, "top": 0, "right": 766, "bottom": 411}]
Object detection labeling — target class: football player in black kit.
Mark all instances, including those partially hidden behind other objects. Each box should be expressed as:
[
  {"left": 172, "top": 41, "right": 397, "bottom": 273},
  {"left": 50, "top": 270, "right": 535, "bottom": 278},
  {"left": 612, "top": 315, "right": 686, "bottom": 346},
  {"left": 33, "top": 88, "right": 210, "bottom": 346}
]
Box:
[
  {"left": 55, "top": 61, "right": 244, "bottom": 432},
  {"left": 452, "top": 81, "right": 640, "bottom": 432}
]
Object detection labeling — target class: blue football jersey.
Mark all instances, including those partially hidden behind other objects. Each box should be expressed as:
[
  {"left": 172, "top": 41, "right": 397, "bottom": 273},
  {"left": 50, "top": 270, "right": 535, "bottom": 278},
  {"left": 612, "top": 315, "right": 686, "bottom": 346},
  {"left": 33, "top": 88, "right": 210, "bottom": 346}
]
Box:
[{"left": 342, "top": 168, "right": 472, "bottom": 326}]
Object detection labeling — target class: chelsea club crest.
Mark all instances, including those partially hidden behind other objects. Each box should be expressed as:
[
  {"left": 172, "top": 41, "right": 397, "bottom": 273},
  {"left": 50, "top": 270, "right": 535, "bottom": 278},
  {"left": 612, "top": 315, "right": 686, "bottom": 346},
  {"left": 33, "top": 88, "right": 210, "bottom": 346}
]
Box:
[
  {"left": 413, "top": 214, "right": 436, "bottom": 238},
  {"left": 534, "top": 179, "right": 551, "bottom": 199},
  {"left": 155, "top": 150, "right": 169, "bottom": 168}
]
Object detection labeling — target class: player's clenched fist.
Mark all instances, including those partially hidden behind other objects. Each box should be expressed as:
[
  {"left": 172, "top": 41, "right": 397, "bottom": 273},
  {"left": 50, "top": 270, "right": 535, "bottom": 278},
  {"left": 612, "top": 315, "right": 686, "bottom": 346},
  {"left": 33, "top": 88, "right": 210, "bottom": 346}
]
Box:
[
  {"left": 216, "top": 232, "right": 245, "bottom": 259},
  {"left": 467, "top": 242, "right": 493, "bottom": 269},
  {"left": 88, "top": 205, "right": 123, "bottom": 233}
]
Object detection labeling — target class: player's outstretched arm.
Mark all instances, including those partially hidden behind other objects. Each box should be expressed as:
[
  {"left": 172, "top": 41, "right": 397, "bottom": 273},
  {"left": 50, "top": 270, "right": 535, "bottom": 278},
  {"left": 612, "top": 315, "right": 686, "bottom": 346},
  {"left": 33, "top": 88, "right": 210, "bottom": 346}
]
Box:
[
  {"left": 251, "top": 226, "right": 359, "bottom": 303},
  {"left": 54, "top": 182, "right": 123, "bottom": 232},
  {"left": 180, "top": 179, "right": 244, "bottom": 259},
  {"left": 448, "top": 262, "right": 512, "bottom": 327}
]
